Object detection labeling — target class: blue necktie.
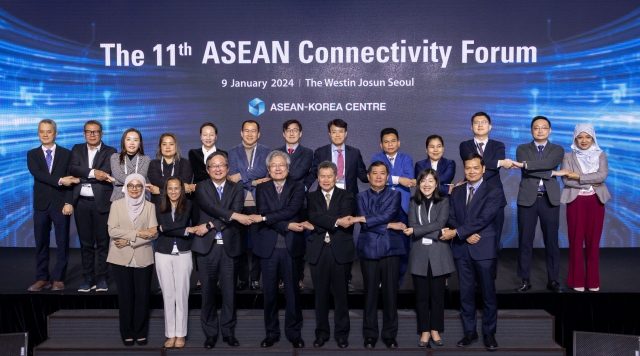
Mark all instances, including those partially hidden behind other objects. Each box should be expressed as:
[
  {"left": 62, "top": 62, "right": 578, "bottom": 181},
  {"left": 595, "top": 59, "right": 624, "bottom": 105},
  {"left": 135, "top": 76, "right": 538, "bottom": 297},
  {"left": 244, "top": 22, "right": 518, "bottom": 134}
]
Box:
[
  {"left": 216, "top": 186, "right": 223, "bottom": 239},
  {"left": 45, "top": 149, "right": 52, "bottom": 173},
  {"left": 538, "top": 145, "right": 546, "bottom": 192}
]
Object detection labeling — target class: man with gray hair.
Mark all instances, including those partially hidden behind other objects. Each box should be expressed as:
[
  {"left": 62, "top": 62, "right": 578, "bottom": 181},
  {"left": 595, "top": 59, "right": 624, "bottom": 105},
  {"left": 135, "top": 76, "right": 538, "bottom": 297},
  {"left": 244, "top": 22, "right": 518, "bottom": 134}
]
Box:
[
  {"left": 249, "top": 150, "right": 308, "bottom": 348},
  {"left": 301, "top": 161, "right": 356, "bottom": 348}
]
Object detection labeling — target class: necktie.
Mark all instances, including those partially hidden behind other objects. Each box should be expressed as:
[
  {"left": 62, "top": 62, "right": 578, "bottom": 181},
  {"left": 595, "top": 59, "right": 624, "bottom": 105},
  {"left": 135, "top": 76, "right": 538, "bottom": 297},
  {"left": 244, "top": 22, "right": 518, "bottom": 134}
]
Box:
[
  {"left": 277, "top": 185, "right": 282, "bottom": 194},
  {"left": 215, "top": 186, "right": 223, "bottom": 240},
  {"left": 324, "top": 193, "right": 331, "bottom": 243},
  {"left": 337, "top": 149, "right": 344, "bottom": 179},
  {"left": 538, "top": 145, "right": 547, "bottom": 192},
  {"left": 477, "top": 142, "right": 485, "bottom": 156},
  {"left": 217, "top": 185, "right": 223, "bottom": 199},
  {"left": 466, "top": 186, "right": 474, "bottom": 210},
  {"left": 288, "top": 148, "right": 294, "bottom": 155},
  {"left": 45, "top": 149, "right": 53, "bottom": 173},
  {"left": 388, "top": 156, "right": 395, "bottom": 168}
]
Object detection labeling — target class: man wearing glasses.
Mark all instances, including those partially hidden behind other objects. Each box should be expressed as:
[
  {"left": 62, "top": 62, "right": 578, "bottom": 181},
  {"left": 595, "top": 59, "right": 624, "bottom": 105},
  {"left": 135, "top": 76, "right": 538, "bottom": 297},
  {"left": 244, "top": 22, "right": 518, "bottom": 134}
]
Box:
[
  {"left": 227, "top": 120, "right": 271, "bottom": 291},
  {"left": 511, "top": 116, "right": 565, "bottom": 293},
  {"left": 69, "top": 120, "right": 117, "bottom": 292}
]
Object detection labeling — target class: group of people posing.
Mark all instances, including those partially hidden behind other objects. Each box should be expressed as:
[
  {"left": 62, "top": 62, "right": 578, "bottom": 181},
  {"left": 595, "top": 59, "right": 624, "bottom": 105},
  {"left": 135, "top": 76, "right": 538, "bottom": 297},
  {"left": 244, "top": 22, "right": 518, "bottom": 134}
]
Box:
[{"left": 27, "top": 112, "right": 610, "bottom": 351}]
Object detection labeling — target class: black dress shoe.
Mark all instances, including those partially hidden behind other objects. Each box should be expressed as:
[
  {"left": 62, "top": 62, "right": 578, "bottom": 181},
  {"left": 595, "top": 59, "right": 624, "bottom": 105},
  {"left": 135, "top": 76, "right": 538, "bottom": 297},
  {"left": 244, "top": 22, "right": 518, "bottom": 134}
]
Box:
[
  {"left": 313, "top": 337, "right": 327, "bottom": 348},
  {"left": 382, "top": 338, "right": 398, "bottom": 349},
  {"left": 431, "top": 338, "right": 444, "bottom": 346},
  {"left": 136, "top": 338, "right": 147, "bottom": 346},
  {"left": 547, "top": 280, "right": 563, "bottom": 293},
  {"left": 204, "top": 337, "right": 216, "bottom": 349},
  {"left": 336, "top": 337, "right": 349, "bottom": 348},
  {"left": 260, "top": 337, "right": 278, "bottom": 347},
  {"left": 290, "top": 337, "right": 305, "bottom": 348},
  {"left": 237, "top": 280, "right": 248, "bottom": 291},
  {"left": 250, "top": 280, "right": 260, "bottom": 290},
  {"left": 457, "top": 332, "right": 478, "bottom": 347},
  {"left": 223, "top": 336, "right": 239, "bottom": 347},
  {"left": 364, "top": 337, "right": 376, "bottom": 348},
  {"left": 122, "top": 339, "right": 134, "bottom": 347},
  {"left": 483, "top": 334, "right": 498, "bottom": 351},
  {"left": 515, "top": 280, "right": 532, "bottom": 292}
]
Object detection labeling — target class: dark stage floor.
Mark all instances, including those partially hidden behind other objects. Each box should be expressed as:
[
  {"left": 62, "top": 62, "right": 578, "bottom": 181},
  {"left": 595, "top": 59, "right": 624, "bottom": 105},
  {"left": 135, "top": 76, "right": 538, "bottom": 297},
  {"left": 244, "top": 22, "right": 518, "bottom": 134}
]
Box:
[{"left": 1, "top": 247, "right": 639, "bottom": 295}]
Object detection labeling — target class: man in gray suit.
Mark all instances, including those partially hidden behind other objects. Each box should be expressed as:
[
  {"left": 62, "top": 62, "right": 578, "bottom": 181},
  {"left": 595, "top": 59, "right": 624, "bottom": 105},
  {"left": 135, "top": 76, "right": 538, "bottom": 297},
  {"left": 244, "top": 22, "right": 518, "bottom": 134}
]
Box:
[{"left": 512, "top": 116, "right": 565, "bottom": 293}]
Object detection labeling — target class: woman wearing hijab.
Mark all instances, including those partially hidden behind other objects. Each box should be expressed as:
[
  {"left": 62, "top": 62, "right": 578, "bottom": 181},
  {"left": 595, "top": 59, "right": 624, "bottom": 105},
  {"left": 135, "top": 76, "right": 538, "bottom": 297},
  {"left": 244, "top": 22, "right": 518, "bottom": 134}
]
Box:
[
  {"left": 556, "top": 124, "right": 610, "bottom": 292},
  {"left": 155, "top": 177, "right": 195, "bottom": 349},
  {"left": 110, "top": 128, "right": 151, "bottom": 201},
  {"left": 403, "top": 168, "right": 455, "bottom": 347},
  {"left": 107, "top": 173, "right": 158, "bottom": 346}
]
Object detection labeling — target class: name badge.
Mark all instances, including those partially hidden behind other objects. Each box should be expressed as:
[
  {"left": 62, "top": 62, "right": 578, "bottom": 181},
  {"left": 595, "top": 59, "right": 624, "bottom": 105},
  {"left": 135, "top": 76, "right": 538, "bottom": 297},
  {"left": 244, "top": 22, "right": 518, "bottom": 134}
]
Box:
[
  {"left": 422, "top": 238, "right": 432, "bottom": 245},
  {"left": 171, "top": 243, "right": 179, "bottom": 255}
]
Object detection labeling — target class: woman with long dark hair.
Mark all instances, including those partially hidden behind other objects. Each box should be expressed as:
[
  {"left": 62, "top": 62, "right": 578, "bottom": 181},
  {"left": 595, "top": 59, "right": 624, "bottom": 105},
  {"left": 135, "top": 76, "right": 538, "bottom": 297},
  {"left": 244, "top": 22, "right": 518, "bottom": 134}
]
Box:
[
  {"left": 155, "top": 176, "right": 195, "bottom": 348},
  {"left": 110, "top": 128, "right": 151, "bottom": 201},
  {"left": 403, "top": 168, "right": 455, "bottom": 347},
  {"left": 147, "top": 133, "right": 193, "bottom": 208}
]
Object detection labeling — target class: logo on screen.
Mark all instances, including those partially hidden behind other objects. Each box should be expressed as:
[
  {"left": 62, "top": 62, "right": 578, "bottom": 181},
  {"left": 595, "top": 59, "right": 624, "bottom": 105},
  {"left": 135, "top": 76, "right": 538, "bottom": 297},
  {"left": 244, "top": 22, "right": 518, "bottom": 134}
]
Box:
[{"left": 248, "top": 98, "right": 265, "bottom": 116}]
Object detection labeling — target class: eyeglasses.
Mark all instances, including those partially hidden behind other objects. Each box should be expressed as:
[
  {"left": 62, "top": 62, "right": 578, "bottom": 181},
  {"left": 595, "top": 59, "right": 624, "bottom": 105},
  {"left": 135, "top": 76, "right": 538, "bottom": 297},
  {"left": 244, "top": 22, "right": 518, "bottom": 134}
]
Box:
[
  {"left": 473, "top": 121, "right": 489, "bottom": 126},
  {"left": 127, "top": 184, "right": 143, "bottom": 190},
  {"left": 285, "top": 128, "right": 300, "bottom": 133},
  {"left": 84, "top": 130, "right": 102, "bottom": 136},
  {"left": 533, "top": 126, "right": 550, "bottom": 131},
  {"left": 270, "top": 163, "right": 287, "bottom": 168},
  {"left": 208, "top": 164, "right": 228, "bottom": 169},
  {"left": 242, "top": 129, "right": 258, "bottom": 134}
]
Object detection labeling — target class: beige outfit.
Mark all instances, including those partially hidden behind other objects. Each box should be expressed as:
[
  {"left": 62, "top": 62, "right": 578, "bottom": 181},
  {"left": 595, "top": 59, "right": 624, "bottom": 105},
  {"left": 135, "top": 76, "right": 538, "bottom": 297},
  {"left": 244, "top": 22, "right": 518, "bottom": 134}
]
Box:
[{"left": 107, "top": 199, "right": 158, "bottom": 267}]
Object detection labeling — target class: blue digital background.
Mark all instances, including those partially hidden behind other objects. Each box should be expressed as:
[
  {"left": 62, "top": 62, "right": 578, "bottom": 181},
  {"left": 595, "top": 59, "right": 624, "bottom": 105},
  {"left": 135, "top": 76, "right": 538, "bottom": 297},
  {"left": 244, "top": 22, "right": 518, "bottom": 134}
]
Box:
[{"left": 1, "top": 1, "right": 638, "bottom": 247}]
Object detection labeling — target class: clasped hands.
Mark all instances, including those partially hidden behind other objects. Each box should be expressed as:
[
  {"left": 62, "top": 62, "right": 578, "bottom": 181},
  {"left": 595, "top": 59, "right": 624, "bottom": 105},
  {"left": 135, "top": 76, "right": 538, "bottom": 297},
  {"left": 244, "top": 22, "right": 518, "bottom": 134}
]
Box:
[
  {"left": 554, "top": 169, "right": 581, "bottom": 180},
  {"left": 439, "top": 228, "right": 481, "bottom": 244}
]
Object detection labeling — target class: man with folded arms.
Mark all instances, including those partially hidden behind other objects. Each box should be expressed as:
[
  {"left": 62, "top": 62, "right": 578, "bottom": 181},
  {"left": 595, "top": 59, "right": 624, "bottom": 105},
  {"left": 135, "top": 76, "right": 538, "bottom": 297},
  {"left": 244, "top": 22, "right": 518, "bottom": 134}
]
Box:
[{"left": 302, "top": 161, "right": 356, "bottom": 348}]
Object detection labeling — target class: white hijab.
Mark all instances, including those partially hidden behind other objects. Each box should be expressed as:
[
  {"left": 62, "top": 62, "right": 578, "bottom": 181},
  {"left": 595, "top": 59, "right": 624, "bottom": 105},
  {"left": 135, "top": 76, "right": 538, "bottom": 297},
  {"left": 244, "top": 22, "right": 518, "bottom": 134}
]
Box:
[
  {"left": 570, "top": 124, "right": 602, "bottom": 174},
  {"left": 124, "top": 173, "right": 146, "bottom": 227}
]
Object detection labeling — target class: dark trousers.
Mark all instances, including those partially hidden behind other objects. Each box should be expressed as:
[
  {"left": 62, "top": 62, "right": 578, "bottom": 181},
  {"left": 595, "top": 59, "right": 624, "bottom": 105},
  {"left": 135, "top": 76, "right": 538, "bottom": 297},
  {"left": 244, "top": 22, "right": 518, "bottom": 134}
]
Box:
[
  {"left": 261, "top": 247, "right": 303, "bottom": 340},
  {"left": 197, "top": 244, "right": 238, "bottom": 339},
  {"left": 33, "top": 205, "right": 70, "bottom": 281},
  {"left": 492, "top": 206, "right": 505, "bottom": 279},
  {"left": 309, "top": 244, "right": 350, "bottom": 340},
  {"left": 361, "top": 256, "right": 399, "bottom": 339},
  {"left": 112, "top": 263, "right": 153, "bottom": 340},
  {"left": 398, "top": 235, "right": 410, "bottom": 285},
  {"left": 74, "top": 198, "right": 110, "bottom": 281},
  {"left": 412, "top": 266, "right": 446, "bottom": 333},
  {"left": 237, "top": 206, "right": 262, "bottom": 282},
  {"left": 455, "top": 248, "right": 497, "bottom": 336},
  {"left": 566, "top": 195, "right": 605, "bottom": 289},
  {"left": 517, "top": 194, "right": 560, "bottom": 281}
]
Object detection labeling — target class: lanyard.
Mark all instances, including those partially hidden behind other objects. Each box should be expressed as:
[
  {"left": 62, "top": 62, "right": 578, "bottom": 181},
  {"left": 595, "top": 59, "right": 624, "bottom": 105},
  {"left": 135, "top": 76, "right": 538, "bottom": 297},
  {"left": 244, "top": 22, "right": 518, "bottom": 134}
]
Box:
[
  {"left": 418, "top": 201, "right": 433, "bottom": 225},
  {"left": 124, "top": 155, "right": 139, "bottom": 175},
  {"left": 247, "top": 147, "right": 256, "bottom": 171},
  {"left": 160, "top": 157, "right": 175, "bottom": 177}
]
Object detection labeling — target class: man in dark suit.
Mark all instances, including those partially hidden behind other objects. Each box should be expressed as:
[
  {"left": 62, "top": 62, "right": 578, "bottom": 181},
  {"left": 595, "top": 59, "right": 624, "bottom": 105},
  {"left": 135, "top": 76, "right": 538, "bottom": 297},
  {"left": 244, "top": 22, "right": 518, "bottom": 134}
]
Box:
[
  {"left": 443, "top": 152, "right": 503, "bottom": 351},
  {"left": 277, "top": 119, "right": 313, "bottom": 290},
  {"left": 27, "top": 119, "right": 79, "bottom": 292},
  {"left": 305, "top": 119, "right": 368, "bottom": 291},
  {"left": 192, "top": 152, "right": 253, "bottom": 349},
  {"left": 228, "top": 120, "right": 271, "bottom": 291},
  {"left": 459, "top": 112, "right": 516, "bottom": 267},
  {"left": 512, "top": 116, "right": 565, "bottom": 293},
  {"left": 301, "top": 161, "right": 355, "bottom": 349},
  {"left": 249, "top": 151, "right": 307, "bottom": 348},
  {"left": 69, "top": 120, "right": 117, "bottom": 292},
  {"left": 351, "top": 161, "right": 406, "bottom": 349}
]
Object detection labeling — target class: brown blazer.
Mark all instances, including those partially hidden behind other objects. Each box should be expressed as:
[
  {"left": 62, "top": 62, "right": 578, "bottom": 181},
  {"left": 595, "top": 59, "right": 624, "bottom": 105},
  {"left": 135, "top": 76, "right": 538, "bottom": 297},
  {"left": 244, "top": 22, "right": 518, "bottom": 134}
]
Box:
[
  {"left": 560, "top": 151, "right": 610, "bottom": 205},
  {"left": 107, "top": 199, "right": 158, "bottom": 267}
]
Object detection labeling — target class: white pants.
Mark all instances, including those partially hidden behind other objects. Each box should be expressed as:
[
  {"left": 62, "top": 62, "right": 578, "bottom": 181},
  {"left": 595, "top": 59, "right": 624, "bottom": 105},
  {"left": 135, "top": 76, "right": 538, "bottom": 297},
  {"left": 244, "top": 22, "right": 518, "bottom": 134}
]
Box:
[{"left": 155, "top": 251, "right": 193, "bottom": 337}]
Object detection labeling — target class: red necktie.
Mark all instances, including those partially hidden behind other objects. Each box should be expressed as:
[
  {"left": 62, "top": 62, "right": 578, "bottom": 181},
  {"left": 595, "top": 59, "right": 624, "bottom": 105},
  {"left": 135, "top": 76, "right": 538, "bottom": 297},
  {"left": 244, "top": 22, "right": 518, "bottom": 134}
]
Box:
[
  {"left": 337, "top": 149, "right": 344, "bottom": 179},
  {"left": 477, "top": 142, "right": 485, "bottom": 156},
  {"left": 288, "top": 148, "right": 294, "bottom": 155}
]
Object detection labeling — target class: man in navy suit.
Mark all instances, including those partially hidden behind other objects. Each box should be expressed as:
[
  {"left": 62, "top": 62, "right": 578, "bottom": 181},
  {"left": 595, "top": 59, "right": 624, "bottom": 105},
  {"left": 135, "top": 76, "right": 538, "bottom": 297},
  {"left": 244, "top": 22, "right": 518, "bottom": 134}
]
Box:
[
  {"left": 249, "top": 151, "right": 307, "bottom": 349},
  {"left": 27, "top": 119, "right": 79, "bottom": 292},
  {"left": 305, "top": 119, "right": 368, "bottom": 290},
  {"left": 69, "top": 120, "right": 117, "bottom": 292},
  {"left": 459, "top": 112, "right": 516, "bottom": 275},
  {"left": 227, "top": 120, "right": 271, "bottom": 291},
  {"left": 351, "top": 161, "right": 406, "bottom": 349},
  {"left": 276, "top": 119, "right": 313, "bottom": 290},
  {"left": 443, "top": 153, "right": 503, "bottom": 351},
  {"left": 370, "top": 128, "right": 415, "bottom": 288}
]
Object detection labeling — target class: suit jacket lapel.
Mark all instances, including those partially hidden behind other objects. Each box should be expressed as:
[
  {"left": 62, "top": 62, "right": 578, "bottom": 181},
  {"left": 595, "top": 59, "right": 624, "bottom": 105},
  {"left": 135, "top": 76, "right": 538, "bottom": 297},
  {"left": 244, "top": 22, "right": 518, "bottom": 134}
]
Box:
[
  {"left": 278, "top": 180, "right": 292, "bottom": 208},
  {"left": 466, "top": 182, "right": 488, "bottom": 217},
  {"left": 344, "top": 146, "right": 354, "bottom": 178},
  {"left": 36, "top": 146, "right": 50, "bottom": 174}
]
